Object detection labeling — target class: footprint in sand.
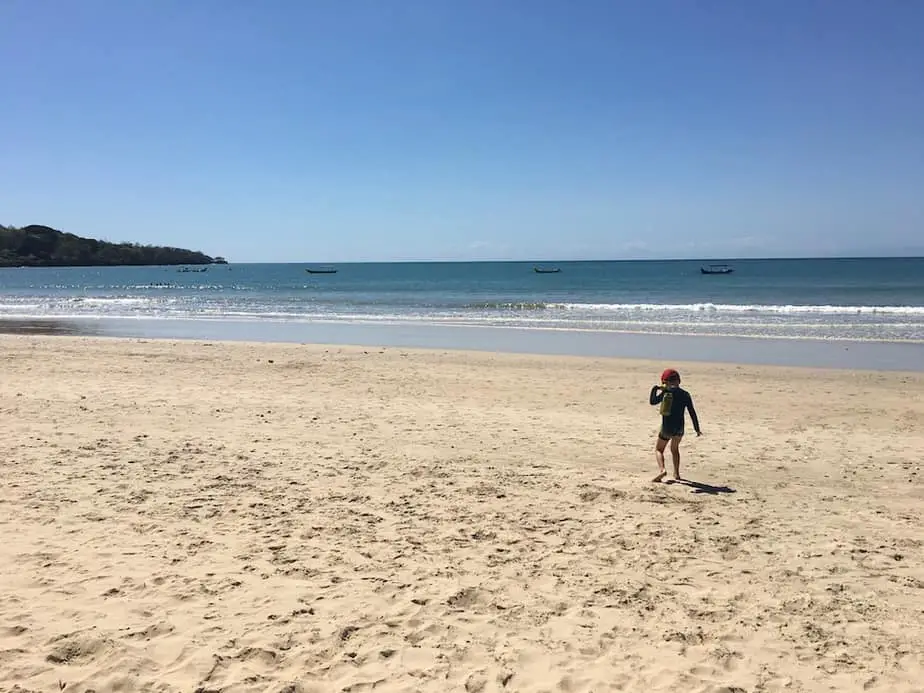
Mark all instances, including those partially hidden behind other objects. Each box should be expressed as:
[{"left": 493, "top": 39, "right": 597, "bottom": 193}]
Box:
[
  {"left": 446, "top": 586, "right": 486, "bottom": 609},
  {"left": 45, "top": 633, "right": 112, "bottom": 664}
]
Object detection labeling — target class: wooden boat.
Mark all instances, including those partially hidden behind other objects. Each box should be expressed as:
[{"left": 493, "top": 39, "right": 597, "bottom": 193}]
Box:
[
  {"left": 533, "top": 266, "right": 561, "bottom": 274},
  {"left": 305, "top": 266, "right": 338, "bottom": 274},
  {"left": 700, "top": 264, "right": 734, "bottom": 275}
]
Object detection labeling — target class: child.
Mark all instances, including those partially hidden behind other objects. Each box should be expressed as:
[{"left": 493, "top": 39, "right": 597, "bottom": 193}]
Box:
[{"left": 649, "top": 368, "right": 701, "bottom": 482}]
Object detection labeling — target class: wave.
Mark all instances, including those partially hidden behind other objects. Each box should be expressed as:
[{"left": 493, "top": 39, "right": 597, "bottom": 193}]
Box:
[
  {"left": 550, "top": 302, "right": 924, "bottom": 315},
  {"left": 1, "top": 310, "right": 921, "bottom": 343},
  {"left": 5, "top": 291, "right": 924, "bottom": 316},
  {"left": 463, "top": 301, "right": 551, "bottom": 311},
  {"left": 454, "top": 301, "right": 924, "bottom": 315},
  {"left": 70, "top": 297, "right": 154, "bottom": 305}
]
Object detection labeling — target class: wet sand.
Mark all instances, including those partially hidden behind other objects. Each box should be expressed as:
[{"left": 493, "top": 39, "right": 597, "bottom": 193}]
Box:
[
  {"left": 3, "top": 316, "right": 923, "bottom": 370},
  {"left": 0, "top": 318, "right": 103, "bottom": 336}
]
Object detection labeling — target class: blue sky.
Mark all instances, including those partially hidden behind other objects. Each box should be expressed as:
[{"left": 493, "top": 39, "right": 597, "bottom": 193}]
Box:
[{"left": 2, "top": 0, "right": 922, "bottom": 261}]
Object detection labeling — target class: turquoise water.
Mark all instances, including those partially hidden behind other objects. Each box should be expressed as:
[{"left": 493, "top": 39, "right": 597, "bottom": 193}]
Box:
[{"left": 1, "top": 258, "right": 923, "bottom": 341}]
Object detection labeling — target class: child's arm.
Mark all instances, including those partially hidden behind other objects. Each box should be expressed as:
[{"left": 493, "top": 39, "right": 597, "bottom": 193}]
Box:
[
  {"left": 687, "top": 395, "right": 702, "bottom": 435},
  {"left": 649, "top": 385, "right": 663, "bottom": 405}
]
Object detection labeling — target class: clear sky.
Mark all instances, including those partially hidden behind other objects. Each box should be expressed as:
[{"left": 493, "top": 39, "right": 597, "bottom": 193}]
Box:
[{"left": 2, "top": 0, "right": 922, "bottom": 262}]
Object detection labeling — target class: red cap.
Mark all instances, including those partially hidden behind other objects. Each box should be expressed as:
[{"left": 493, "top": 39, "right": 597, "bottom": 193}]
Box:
[{"left": 661, "top": 368, "right": 680, "bottom": 383}]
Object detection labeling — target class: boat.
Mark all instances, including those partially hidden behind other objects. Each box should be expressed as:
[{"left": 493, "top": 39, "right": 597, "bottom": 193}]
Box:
[
  {"left": 305, "top": 266, "right": 338, "bottom": 274},
  {"left": 533, "top": 266, "right": 561, "bottom": 274},
  {"left": 700, "top": 264, "right": 734, "bottom": 275},
  {"left": 177, "top": 266, "right": 208, "bottom": 273}
]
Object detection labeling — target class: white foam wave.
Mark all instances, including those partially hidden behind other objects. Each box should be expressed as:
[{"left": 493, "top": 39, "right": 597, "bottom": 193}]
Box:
[
  {"left": 73, "top": 297, "right": 152, "bottom": 305},
  {"left": 0, "top": 303, "right": 43, "bottom": 311},
  {"left": 552, "top": 303, "right": 924, "bottom": 315}
]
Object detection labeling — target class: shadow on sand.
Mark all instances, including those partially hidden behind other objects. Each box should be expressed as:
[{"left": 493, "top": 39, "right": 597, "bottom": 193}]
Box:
[{"left": 666, "top": 479, "right": 736, "bottom": 495}]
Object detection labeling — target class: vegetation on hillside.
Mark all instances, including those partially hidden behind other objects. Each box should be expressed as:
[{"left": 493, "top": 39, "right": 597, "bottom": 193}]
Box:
[{"left": 0, "top": 224, "right": 226, "bottom": 267}]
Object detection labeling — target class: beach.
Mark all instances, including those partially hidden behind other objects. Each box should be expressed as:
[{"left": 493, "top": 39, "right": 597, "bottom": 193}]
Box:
[{"left": 1, "top": 335, "right": 922, "bottom": 693}]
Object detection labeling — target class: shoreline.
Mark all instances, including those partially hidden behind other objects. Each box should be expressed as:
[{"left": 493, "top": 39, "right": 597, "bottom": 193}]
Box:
[
  {"left": 4, "top": 314, "right": 924, "bottom": 344},
  {"left": 2, "top": 316, "right": 923, "bottom": 371}
]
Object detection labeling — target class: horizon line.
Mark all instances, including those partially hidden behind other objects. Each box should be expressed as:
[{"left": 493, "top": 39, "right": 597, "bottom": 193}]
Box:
[{"left": 232, "top": 255, "right": 924, "bottom": 264}]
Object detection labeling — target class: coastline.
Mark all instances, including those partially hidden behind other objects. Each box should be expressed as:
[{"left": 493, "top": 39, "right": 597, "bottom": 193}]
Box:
[
  {"left": 1, "top": 335, "right": 922, "bottom": 692},
  {"left": 2, "top": 316, "right": 923, "bottom": 371}
]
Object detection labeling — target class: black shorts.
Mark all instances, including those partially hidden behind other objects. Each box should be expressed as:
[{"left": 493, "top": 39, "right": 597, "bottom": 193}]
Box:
[{"left": 659, "top": 423, "right": 684, "bottom": 440}]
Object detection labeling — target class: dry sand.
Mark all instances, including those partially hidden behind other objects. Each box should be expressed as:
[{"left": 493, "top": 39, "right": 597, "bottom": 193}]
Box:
[{"left": 1, "top": 335, "right": 922, "bottom": 693}]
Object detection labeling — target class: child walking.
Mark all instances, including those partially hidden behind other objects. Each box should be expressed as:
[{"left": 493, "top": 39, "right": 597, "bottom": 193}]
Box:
[{"left": 649, "top": 368, "right": 702, "bottom": 482}]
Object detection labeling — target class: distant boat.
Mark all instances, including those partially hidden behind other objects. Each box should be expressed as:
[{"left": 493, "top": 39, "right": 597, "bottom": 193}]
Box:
[
  {"left": 178, "top": 266, "right": 208, "bottom": 273},
  {"left": 534, "top": 266, "right": 561, "bottom": 274},
  {"left": 305, "top": 266, "right": 338, "bottom": 274},
  {"left": 701, "top": 264, "right": 734, "bottom": 275}
]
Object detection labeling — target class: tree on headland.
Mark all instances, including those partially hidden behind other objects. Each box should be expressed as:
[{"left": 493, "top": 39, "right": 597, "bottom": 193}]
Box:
[{"left": 0, "top": 224, "right": 226, "bottom": 267}]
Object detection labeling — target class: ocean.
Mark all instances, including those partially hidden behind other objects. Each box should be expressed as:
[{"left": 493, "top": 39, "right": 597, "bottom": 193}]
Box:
[
  {"left": 1, "top": 258, "right": 923, "bottom": 343},
  {"left": 1, "top": 258, "right": 923, "bottom": 342}
]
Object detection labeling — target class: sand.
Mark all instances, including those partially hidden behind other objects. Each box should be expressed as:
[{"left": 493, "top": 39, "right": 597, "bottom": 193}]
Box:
[{"left": 1, "top": 335, "right": 922, "bottom": 693}]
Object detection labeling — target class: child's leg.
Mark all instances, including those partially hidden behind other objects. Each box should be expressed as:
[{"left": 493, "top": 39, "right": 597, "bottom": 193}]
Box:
[
  {"left": 669, "top": 436, "right": 683, "bottom": 480},
  {"left": 653, "top": 435, "right": 669, "bottom": 482}
]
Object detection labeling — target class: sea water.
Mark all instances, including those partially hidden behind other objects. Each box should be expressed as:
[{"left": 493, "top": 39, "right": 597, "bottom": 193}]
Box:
[{"left": 1, "top": 258, "right": 923, "bottom": 342}]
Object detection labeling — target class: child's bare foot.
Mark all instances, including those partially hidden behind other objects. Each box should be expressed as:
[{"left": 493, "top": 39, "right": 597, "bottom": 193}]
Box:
[
  {"left": 672, "top": 474, "right": 682, "bottom": 481},
  {"left": 652, "top": 471, "right": 666, "bottom": 483}
]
